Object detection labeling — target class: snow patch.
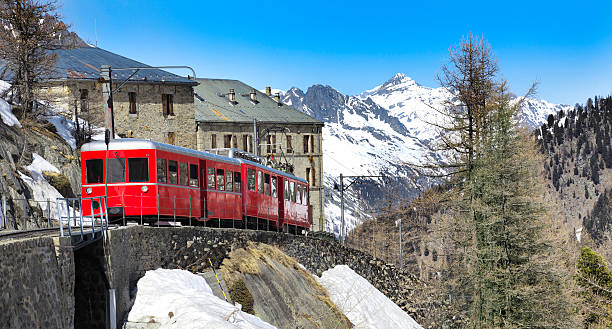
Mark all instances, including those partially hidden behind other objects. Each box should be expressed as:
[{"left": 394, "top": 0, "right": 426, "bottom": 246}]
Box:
[
  {"left": 127, "top": 268, "right": 277, "bottom": 329},
  {"left": 0, "top": 98, "right": 21, "bottom": 128},
  {"left": 19, "top": 154, "right": 64, "bottom": 218},
  {"left": 316, "top": 265, "right": 423, "bottom": 329}
]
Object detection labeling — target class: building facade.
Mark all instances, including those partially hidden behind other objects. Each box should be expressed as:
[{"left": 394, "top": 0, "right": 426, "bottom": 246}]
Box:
[
  {"left": 194, "top": 79, "right": 325, "bottom": 231},
  {"left": 37, "top": 47, "right": 198, "bottom": 148}
]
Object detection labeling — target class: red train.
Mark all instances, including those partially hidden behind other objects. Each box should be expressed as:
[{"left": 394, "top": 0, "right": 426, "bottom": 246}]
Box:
[{"left": 80, "top": 139, "right": 310, "bottom": 233}]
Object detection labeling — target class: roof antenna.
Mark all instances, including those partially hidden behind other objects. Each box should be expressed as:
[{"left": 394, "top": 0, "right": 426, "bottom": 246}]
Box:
[{"left": 94, "top": 19, "right": 98, "bottom": 47}]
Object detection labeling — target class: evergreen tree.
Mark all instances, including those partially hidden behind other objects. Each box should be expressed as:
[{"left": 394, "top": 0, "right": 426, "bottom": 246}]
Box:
[{"left": 575, "top": 247, "right": 612, "bottom": 328}]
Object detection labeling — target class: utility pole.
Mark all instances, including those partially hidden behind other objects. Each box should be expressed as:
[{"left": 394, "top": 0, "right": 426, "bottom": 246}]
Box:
[
  {"left": 253, "top": 119, "right": 258, "bottom": 156},
  {"left": 396, "top": 218, "right": 402, "bottom": 269},
  {"left": 101, "top": 65, "right": 115, "bottom": 140},
  {"left": 334, "top": 173, "right": 385, "bottom": 244}
]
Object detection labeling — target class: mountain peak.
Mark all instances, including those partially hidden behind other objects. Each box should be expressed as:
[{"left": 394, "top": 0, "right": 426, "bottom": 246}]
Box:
[{"left": 384, "top": 72, "right": 416, "bottom": 86}]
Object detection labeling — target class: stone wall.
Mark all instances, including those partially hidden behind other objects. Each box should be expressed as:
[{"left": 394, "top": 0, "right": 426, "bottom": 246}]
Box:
[
  {"left": 196, "top": 122, "right": 325, "bottom": 231},
  {"left": 0, "top": 236, "right": 74, "bottom": 329},
  {"left": 104, "top": 226, "right": 429, "bottom": 326},
  {"left": 41, "top": 81, "right": 196, "bottom": 149}
]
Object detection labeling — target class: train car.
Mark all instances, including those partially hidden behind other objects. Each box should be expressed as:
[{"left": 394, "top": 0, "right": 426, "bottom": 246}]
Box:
[{"left": 80, "top": 138, "right": 310, "bottom": 231}]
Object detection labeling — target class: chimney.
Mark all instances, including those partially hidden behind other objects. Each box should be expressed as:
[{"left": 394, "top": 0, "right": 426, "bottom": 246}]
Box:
[
  {"left": 265, "top": 86, "right": 271, "bottom": 96},
  {"left": 228, "top": 88, "right": 236, "bottom": 102},
  {"left": 273, "top": 92, "right": 281, "bottom": 105},
  {"left": 250, "top": 88, "right": 257, "bottom": 102}
]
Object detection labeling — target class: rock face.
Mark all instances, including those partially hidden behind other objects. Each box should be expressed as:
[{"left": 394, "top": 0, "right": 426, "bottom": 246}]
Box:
[
  {"left": 0, "top": 119, "right": 81, "bottom": 229},
  {"left": 221, "top": 242, "right": 351, "bottom": 329},
  {"left": 104, "top": 226, "right": 434, "bottom": 326}
]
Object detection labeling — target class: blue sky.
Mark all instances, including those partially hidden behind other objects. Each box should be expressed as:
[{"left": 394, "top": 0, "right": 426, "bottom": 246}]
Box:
[{"left": 62, "top": 0, "right": 612, "bottom": 105}]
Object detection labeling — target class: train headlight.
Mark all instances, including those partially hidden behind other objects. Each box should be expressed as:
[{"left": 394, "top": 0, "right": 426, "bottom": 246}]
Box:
[
  {"left": 141, "top": 185, "right": 149, "bottom": 193},
  {"left": 86, "top": 187, "right": 92, "bottom": 194}
]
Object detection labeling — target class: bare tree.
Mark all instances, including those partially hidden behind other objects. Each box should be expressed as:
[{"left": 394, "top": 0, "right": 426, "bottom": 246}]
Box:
[{"left": 0, "top": 0, "right": 70, "bottom": 122}]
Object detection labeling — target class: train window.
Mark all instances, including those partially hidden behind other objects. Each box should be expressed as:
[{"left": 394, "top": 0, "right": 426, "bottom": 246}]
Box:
[
  {"left": 85, "top": 159, "right": 103, "bottom": 183},
  {"left": 264, "top": 173, "right": 271, "bottom": 196},
  {"left": 296, "top": 185, "right": 302, "bottom": 204},
  {"left": 271, "top": 177, "right": 277, "bottom": 197},
  {"left": 247, "top": 169, "right": 255, "bottom": 191},
  {"left": 207, "top": 168, "right": 215, "bottom": 189},
  {"left": 216, "top": 169, "right": 225, "bottom": 191},
  {"left": 234, "top": 172, "right": 241, "bottom": 191},
  {"left": 290, "top": 182, "right": 295, "bottom": 202},
  {"left": 128, "top": 158, "right": 149, "bottom": 182},
  {"left": 226, "top": 171, "right": 233, "bottom": 192},
  {"left": 284, "top": 180, "right": 289, "bottom": 200},
  {"left": 157, "top": 159, "right": 167, "bottom": 183},
  {"left": 302, "top": 187, "right": 308, "bottom": 205},
  {"left": 107, "top": 158, "right": 125, "bottom": 183},
  {"left": 179, "top": 162, "right": 189, "bottom": 186},
  {"left": 189, "top": 164, "right": 198, "bottom": 187},
  {"left": 168, "top": 160, "right": 178, "bottom": 184},
  {"left": 257, "top": 171, "right": 263, "bottom": 194}
]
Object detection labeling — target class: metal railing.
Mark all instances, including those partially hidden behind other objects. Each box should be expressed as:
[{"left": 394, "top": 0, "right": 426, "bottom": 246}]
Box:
[
  {"left": 56, "top": 196, "right": 109, "bottom": 241},
  {"left": 0, "top": 195, "right": 62, "bottom": 231}
]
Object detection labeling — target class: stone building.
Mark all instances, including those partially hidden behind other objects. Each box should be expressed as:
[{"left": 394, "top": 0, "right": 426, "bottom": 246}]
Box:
[
  {"left": 193, "top": 79, "right": 325, "bottom": 231},
  {"left": 38, "top": 47, "right": 198, "bottom": 148}
]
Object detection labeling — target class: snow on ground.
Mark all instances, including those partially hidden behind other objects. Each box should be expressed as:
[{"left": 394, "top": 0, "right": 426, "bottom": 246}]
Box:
[
  {"left": 0, "top": 97, "right": 21, "bottom": 128},
  {"left": 45, "top": 111, "right": 77, "bottom": 149},
  {"left": 18, "top": 153, "right": 64, "bottom": 218},
  {"left": 127, "top": 269, "right": 277, "bottom": 329},
  {"left": 316, "top": 265, "right": 423, "bottom": 329}
]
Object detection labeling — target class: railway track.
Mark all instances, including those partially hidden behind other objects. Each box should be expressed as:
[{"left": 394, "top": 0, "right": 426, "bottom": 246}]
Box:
[{"left": 0, "top": 227, "right": 60, "bottom": 241}]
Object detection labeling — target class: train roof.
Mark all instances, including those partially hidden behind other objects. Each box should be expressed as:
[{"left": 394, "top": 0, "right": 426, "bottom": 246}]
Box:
[{"left": 80, "top": 139, "right": 308, "bottom": 183}]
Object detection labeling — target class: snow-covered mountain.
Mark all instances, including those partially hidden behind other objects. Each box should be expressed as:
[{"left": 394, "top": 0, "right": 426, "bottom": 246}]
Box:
[{"left": 280, "top": 73, "right": 572, "bottom": 237}]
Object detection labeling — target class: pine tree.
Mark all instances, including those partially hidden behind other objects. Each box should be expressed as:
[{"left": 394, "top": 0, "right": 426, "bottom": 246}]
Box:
[
  {"left": 575, "top": 246, "right": 612, "bottom": 328},
  {"left": 462, "top": 86, "right": 576, "bottom": 328}
]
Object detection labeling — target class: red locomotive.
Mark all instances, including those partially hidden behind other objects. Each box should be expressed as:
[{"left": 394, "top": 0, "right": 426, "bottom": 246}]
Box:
[{"left": 80, "top": 139, "right": 310, "bottom": 233}]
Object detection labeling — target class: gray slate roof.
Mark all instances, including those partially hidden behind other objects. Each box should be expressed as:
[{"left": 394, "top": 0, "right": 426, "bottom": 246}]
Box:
[
  {"left": 1, "top": 47, "right": 196, "bottom": 85},
  {"left": 194, "top": 78, "right": 322, "bottom": 125}
]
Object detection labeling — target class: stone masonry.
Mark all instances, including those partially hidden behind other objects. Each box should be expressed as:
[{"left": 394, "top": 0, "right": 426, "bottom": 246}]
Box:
[{"left": 41, "top": 81, "right": 196, "bottom": 149}]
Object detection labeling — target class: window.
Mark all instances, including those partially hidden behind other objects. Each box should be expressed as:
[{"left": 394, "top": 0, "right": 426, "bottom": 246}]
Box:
[
  {"left": 128, "top": 158, "right": 149, "bottom": 182},
  {"left": 207, "top": 168, "right": 215, "bottom": 189},
  {"left": 216, "top": 169, "right": 225, "bottom": 191},
  {"left": 303, "top": 135, "right": 310, "bottom": 153},
  {"left": 266, "top": 135, "right": 271, "bottom": 154},
  {"left": 310, "top": 135, "right": 315, "bottom": 153},
  {"left": 107, "top": 158, "right": 125, "bottom": 183},
  {"left": 225, "top": 171, "right": 233, "bottom": 191},
  {"left": 157, "top": 159, "right": 167, "bottom": 183},
  {"left": 168, "top": 160, "right": 178, "bottom": 184},
  {"left": 287, "top": 136, "right": 292, "bottom": 153},
  {"left": 128, "top": 92, "right": 137, "bottom": 114},
  {"left": 290, "top": 182, "right": 295, "bottom": 202},
  {"left": 232, "top": 136, "right": 238, "bottom": 148},
  {"left": 167, "top": 132, "right": 175, "bottom": 145},
  {"left": 247, "top": 169, "right": 255, "bottom": 191},
  {"left": 162, "top": 94, "right": 174, "bottom": 116},
  {"left": 224, "top": 135, "right": 232, "bottom": 148},
  {"left": 248, "top": 135, "right": 253, "bottom": 153},
  {"left": 306, "top": 168, "right": 311, "bottom": 186},
  {"left": 257, "top": 171, "right": 263, "bottom": 194},
  {"left": 271, "top": 177, "right": 277, "bottom": 197},
  {"left": 302, "top": 187, "right": 308, "bottom": 205},
  {"left": 234, "top": 172, "right": 241, "bottom": 191},
  {"left": 85, "top": 159, "right": 103, "bottom": 183},
  {"left": 80, "top": 89, "right": 88, "bottom": 112},
  {"left": 272, "top": 135, "right": 276, "bottom": 153},
  {"left": 211, "top": 134, "right": 217, "bottom": 149},
  {"left": 189, "top": 164, "right": 198, "bottom": 187},
  {"left": 179, "top": 162, "right": 188, "bottom": 186},
  {"left": 296, "top": 185, "right": 302, "bottom": 204},
  {"left": 242, "top": 135, "right": 248, "bottom": 151},
  {"left": 310, "top": 167, "right": 316, "bottom": 187},
  {"left": 264, "top": 173, "right": 271, "bottom": 196},
  {"left": 284, "top": 180, "right": 289, "bottom": 200}
]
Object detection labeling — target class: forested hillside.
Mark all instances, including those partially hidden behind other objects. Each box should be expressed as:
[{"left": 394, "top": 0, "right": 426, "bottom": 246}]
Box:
[{"left": 537, "top": 96, "right": 612, "bottom": 260}]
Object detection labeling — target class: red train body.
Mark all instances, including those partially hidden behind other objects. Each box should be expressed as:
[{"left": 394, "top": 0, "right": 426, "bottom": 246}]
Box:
[{"left": 80, "top": 139, "right": 310, "bottom": 231}]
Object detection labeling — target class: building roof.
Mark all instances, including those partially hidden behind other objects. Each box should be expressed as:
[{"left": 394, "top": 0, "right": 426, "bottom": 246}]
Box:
[
  {"left": 1, "top": 46, "right": 197, "bottom": 85},
  {"left": 194, "top": 78, "right": 322, "bottom": 125}
]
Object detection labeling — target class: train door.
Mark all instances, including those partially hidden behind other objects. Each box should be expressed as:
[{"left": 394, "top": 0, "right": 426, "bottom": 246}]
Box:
[
  {"left": 277, "top": 176, "right": 285, "bottom": 229},
  {"left": 199, "top": 159, "right": 207, "bottom": 221}
]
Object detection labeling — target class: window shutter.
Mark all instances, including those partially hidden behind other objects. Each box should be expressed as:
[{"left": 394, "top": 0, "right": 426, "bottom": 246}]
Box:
[
  {"left": 169, "top": 94, "right": 174, "bottom": 115},
  {"left": 162, "top": 94, "right": 168, "bottom": 116}
]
